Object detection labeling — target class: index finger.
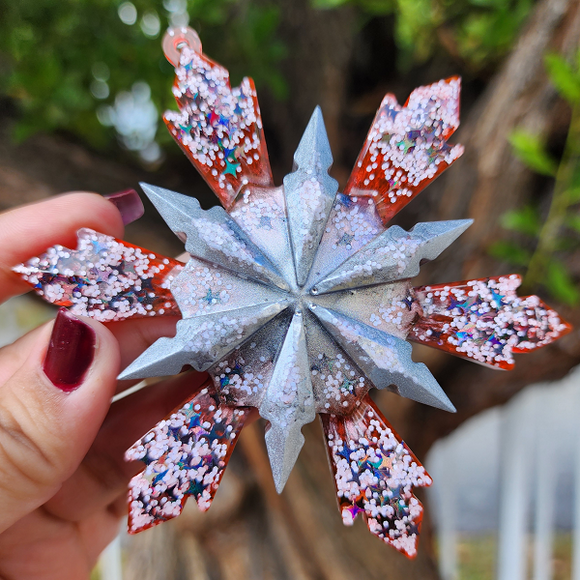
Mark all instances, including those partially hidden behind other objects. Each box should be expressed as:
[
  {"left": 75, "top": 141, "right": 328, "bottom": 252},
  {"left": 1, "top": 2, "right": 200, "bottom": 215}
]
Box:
[{"left": 0, "top": 192, "right": 125, "bottom": 303}]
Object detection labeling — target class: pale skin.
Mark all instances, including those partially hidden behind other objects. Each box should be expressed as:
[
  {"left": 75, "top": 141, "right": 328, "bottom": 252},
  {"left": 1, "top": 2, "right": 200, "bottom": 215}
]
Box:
[{"left": 0, "top": 192, "right": 210, "bottom": 580}]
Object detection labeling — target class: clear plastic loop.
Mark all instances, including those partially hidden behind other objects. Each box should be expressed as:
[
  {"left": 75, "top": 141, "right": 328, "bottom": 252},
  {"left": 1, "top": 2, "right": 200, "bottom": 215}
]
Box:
[{"left": 162, "top": 27, "right": 202, "bottom": 66}]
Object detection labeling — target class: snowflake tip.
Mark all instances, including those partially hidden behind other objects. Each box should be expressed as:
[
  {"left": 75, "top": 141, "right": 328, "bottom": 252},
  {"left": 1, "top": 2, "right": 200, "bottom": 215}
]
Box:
[
  {"left": 313, "top": 218, "right": 473, "bottom": 295},
  {"left": 292, "top": 106, "right": 334, "bottom": 172},
  {"left": 259, "top": 311, "right": 316, "bottom": 492},
  {"left": 284, "top": 106, "right": 338, "bottom": 287},
  {"left": 312, "top": 305, "right": 456, "bottom": 413},
  {"left": 140, "top": 182, "right": 290, "bottom": 292}
]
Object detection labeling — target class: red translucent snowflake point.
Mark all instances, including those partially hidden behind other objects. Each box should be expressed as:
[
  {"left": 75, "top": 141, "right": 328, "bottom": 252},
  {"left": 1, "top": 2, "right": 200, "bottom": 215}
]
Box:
[
  {"left": 163, "top": 46, "right": 273, "bottom": 209},
  {"left": 344, "top": 76, "right": 464, "bottom": 225},
  {"left": 126, "top": 381, "right": 249, "bottom": 534},
  {"left": 14, "top": 228, "right": 183, "bottom": 321},
  {"left": 409, "top": 275, "right": 572, "bottom": 370},
  {"left": 321, "top": 396, "right": 431, "bottom": 559}
]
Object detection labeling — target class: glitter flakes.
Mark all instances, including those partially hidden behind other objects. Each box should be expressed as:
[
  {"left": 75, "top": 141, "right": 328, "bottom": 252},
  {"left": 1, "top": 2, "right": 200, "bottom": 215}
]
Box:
[
  {"left": 119, "top": 301, "right": 290, "bottom": 379},
  {"left": 313, "top": 305, "right": 455, "bottom": 412},
  {"left": 409, "top": 275, "right": 572, "bottom": 369},
  {"left": 139, "top": 183, "right": 290, "bottom": 292},
  {"left": 126, "top": 382, "right": 249, "bottom": 533},
  {"left": 283, "top": 107, "right": 338, "bottom": 286},
  {"left": 312, "top": 219, "right": 472, "bottom": 295},
  {"left": 164, "top": 45, "right": 273, "bottom": 209},
  {"left": 259, "top": 310, "right": 316, "bottom": 491},
  {"left": 14, "top": 228, "right": 182, "bottom": 321},
  {"left": 343, "top": 77, "right": 464, "bottom": 225},
  {"left": 321, "top": 395, "right": 431, "bottom": 558},
  {"left": 15, "top": 26, "right": 572, "bottom": 559}
]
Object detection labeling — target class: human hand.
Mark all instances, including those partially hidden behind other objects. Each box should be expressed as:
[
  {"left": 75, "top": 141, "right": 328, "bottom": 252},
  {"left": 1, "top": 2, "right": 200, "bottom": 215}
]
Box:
[{"left": 0, "top": 192, "right": 205, "bottom": 580}]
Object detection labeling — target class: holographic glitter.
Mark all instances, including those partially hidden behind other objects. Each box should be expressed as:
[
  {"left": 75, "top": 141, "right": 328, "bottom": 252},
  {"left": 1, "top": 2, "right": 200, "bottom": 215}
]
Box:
[
  {"left": 15, "top": 228, "right": 182, "bottom": 321},
  {"left": 409, "top": 275, "right": 571, "bottom": 369},
  {"left": 126, "top": 382, "right": 249, "bottom": 532},
  {"left": 322, "top": 396, "right": 431, "bottom": 558},
  {"left": 15, "top": 26, "right": 571, "bottom": 558}
]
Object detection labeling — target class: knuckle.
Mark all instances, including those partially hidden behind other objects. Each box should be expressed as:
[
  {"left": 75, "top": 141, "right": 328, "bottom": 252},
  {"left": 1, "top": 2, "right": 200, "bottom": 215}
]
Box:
[
  {"left": 81, "top": 446, "right": 128, "bottom": 495},
  {"left": 0, "top": 400, "right": 61, "bottom": 494}
]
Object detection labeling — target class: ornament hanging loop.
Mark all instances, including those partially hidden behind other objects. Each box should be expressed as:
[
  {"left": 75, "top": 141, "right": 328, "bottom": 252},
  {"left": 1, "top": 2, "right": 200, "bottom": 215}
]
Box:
[{"left": 163, "top": 27, "right": 202, "bottom": 66}]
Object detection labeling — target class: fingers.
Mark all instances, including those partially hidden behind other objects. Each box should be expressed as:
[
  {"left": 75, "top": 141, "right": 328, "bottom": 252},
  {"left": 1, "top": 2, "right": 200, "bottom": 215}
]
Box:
[
  {"left": 0, "top": 192, "right": 126, "bottom": 302},
  {"left": 0, "top": 309, "right": 121, "bottom": 532},
  {"left": 0, "top": 507, "right": 120, "bottom": 580},
  {"left": 44, "top": 371, "right": 209, "bottom": 521},
  {"left": 106, "top": 315, "right": 180, "bottom": 384}
]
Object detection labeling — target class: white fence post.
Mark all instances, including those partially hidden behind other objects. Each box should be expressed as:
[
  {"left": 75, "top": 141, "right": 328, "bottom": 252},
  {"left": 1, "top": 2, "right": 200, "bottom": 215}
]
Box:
[
  {"left": 497, "top": 392, "right": 535, "bottom": 580},
  {"left": 533, "top": 387, "right": 556, "bottom": 580},
  {"left": 429, "top": 440, "right": 458, "bottom": 580}
]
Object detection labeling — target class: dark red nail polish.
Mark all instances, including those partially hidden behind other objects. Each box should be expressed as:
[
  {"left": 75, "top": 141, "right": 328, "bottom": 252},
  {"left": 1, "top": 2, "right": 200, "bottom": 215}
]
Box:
[
  {"left": 104, "top": 189, "right": 144, "bottom": 225},
  {"left": 43, "top": 309, "right": 96, "bottom": 392}
]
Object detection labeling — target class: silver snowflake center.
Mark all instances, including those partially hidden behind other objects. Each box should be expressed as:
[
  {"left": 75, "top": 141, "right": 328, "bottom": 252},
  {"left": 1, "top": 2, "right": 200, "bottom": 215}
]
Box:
[{"left": 119, "top": 107, "right": 471, "bottom": 491}]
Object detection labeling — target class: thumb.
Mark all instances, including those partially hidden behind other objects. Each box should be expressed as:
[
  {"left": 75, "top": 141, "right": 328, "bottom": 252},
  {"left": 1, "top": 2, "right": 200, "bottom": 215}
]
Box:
[{"left": 0, "top": 309, "right": 120, "bottom": 532}]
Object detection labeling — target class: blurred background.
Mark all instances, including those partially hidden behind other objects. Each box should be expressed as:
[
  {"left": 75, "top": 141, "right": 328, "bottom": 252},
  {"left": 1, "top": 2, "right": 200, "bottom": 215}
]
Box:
[{"left": 1, "top": 0, "right": 580, "bottom": 578}]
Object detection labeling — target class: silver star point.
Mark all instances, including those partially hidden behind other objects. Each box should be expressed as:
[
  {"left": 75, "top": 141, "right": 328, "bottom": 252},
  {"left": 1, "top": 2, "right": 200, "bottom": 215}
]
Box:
[{"left": 122, "top": 112, "right": 466, "bottom": 490}]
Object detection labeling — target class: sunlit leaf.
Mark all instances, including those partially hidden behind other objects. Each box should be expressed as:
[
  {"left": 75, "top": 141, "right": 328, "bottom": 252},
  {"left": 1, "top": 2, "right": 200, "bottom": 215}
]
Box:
[
  {"left": 546, "top": 260, "right": 579, "bottom": 305},
  {"left": 545, "top": 52, "right": 580, "bottom": 105},
  {"left": 311, "top": 0, "right": 350, "bottom": 8},
  {"left": 566, "top": 213, "right": 580, "bottom": 234},
  {"left": 488, "top": 240, "right": 531, "bottom": 266},
  {"left": 509, "top": 128, "right": 558, "bottom": 176},
  {"left": 500, "top": 205, "right": 541, "bottom": 236}
]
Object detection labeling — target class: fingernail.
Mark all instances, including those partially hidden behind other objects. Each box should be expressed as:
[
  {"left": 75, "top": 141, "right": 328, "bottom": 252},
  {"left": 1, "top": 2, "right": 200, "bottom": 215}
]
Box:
[
  {"left": 104, "top": 189, "right": 144, "bottom": 225},
  {"left": 43, "top": 309, "right": 96, "bottom": 392}
]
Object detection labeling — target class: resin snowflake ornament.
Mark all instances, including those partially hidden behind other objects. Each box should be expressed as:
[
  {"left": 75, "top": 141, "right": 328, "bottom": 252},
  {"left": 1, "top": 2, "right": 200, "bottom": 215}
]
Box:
[{"left": 15, "top": 27, "right": 571, "bottom": 558}]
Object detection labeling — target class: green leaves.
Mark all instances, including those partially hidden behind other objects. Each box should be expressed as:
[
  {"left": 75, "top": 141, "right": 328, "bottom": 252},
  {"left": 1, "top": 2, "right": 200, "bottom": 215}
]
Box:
[
  {"left": 545, "top": 52, "right": 580, "bottom": 105},
  {"left": 546, "top": 260, "right": 580, "bottom": 305},
  {"left": 0, "top": 0, "right": 288, "bottom": 153},
  {"left": 488, "top": 240, "right": 531, "bottom": 267},
  {"left": 508, "top": 129, "right": 557, "bottom": 176},
  {"left": 500, "top": 206, "right": 542, "bottom": 236},
  {"left": 492, "top": 49, "right": 580, "bottom": 306}
]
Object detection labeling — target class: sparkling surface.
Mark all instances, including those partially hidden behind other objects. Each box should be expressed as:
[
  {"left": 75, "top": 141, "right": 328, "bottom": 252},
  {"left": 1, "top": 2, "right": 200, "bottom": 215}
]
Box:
[
  {"left": 344, "top": 77, "right": 464, "bottom": 225},
  {"left": 15, "top": 28, "right": 572, "bottom": 558},
  {"left": 15, "top": 228, "right": 182, "bottom": 321},
  {"left": 164, "top": 46, "right": 273, "bottom": 209},
  {"left": 126, "top": 382, "right": 249, "bottom": 532},
  {"left": 409, "top": 275, "right": 572, "bottom": 369},
  {"left": 322, "top": 395, "right": 432, "bottom": 558}
]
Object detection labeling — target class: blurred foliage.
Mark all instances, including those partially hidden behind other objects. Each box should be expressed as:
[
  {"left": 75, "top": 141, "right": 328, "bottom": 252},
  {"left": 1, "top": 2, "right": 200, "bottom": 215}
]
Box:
[
  {"left": 490, "top": 49, "right": 580, "bottom": 306},
  {"left": 311, "top": 0, "right": 533, "bottom": 69},
  {"left": 0, "top": 0, "right": 535, "bottom": 156},
  {"left": 0, "top": 0, "right": 286, "bottom": 150},
  {"left": 508, "top": 130, "right": 558, "bottom": 177}
]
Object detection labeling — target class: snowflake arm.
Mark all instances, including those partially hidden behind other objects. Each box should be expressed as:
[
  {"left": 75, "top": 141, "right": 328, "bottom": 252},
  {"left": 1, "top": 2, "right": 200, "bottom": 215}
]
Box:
[
  {"left": 322, "top": 395, "right": 431, "bottom": 558},
  {"left": 311, "top": 219, "right": 472, "bottom": 295},
  {"left": 343, "top": 77, "right": 464, "bottom": 225},
  {"left": 164, "top": 38, "right": 273, "bottom": 209},
  {"left": 408, "top": 275, "right": 572, "bottom": 369},
  {"left": 284, "top": 106, "right": 338, "bottom": 286},
  {"left": 312, "top": 305, "right": 456, "bottom": 412},
  {"left": 14, "top": 229, "right": 183, "bottom": 321},
  {"left": 139, "top": 183, "right": 290, "bottom": 291},
  {"left": 126, "top": 380, "right": 249, "bottom": 533}
]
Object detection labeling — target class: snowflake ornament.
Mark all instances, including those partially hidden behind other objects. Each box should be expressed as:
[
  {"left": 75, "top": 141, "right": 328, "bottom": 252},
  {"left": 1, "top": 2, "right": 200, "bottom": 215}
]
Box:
[{"left": 15, "top": 27, "right": 571, "bottom": 558}]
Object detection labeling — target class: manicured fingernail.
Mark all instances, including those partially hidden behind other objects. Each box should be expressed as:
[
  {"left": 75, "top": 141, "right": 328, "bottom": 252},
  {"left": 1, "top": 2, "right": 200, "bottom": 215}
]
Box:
[
  {"left": 43, "top": 309, "right": 96, "bottom": 392},
  {"left": 104, "top": 189, "right": 144, "bottom": 225}
]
